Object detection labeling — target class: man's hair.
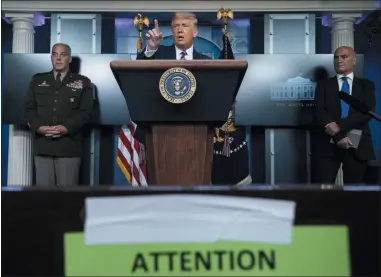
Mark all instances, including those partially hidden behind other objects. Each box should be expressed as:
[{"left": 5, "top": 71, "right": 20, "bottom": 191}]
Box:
[
  {"left": 171, "top": 12, "right": 198, "bottom": 29},
  {"left": 51, "top": 43, "right": 72, "bottom": 56}
]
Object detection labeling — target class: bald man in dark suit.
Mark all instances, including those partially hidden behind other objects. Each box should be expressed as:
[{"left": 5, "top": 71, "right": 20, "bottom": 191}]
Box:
[{"left": 312, "top": 46, "right": 376, "bottom": 184}]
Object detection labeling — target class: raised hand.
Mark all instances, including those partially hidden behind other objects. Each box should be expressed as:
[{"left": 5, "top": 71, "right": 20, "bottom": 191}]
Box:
[{"left": 146, "top": 19, "right": 163, "bottom": 50}]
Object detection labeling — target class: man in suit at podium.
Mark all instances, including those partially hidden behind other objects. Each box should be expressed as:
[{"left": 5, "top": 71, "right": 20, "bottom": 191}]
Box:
[
  {"left": 136, "top": 12, "right": 251, "bottom": 185},
  {"left": 137, "top": 12, "right": 211, "bottom": 60},
  {"left": 312, "top": 46, "right": 376, "bottom": 184},
  {"left": 24, "top": 43, "right": 94, "bottom": 186}
]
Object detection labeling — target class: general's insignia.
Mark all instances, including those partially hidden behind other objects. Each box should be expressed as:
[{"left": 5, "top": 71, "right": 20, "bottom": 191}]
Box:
[
  {"left": 67, "top": 80, "right": 83, "bottom": 90},
  {"left": 38, "top": 81, "right": 49, "bottom": 87},
  {"left": 159, "top": 67, "right": 196, "bottom": 104},
  {"left": 70, "top": 97, "right": 75, "bottom": 103}
]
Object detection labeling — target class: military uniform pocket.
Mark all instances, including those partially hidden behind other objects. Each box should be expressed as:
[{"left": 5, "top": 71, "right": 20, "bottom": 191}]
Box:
[
  {"left": 68, "top": 95, "right": 80, "bottom": 109},
  {"left": 35, "top": 92, "right": 47, "bottom": 106}
]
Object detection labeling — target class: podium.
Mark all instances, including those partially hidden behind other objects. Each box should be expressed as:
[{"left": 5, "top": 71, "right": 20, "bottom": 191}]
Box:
[{"left": 110, "top": 60, "right": 248, "bottom": 185}]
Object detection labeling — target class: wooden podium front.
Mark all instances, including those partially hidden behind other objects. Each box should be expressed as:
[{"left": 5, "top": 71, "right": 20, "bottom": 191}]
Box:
[
  {"left": 110, "top": 60, "right": 248, "bottom": 185},
  {"left": 144, "top": 125, "right": 214, "bottom": 185}
]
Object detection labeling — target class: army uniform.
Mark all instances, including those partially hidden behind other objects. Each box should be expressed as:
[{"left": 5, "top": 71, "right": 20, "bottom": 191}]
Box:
[{"left": 24, "top": 70, "right": 94, "bottom": 186}]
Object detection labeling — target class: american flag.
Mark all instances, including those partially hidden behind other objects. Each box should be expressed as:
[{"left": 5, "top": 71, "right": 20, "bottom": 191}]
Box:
[{"left": 116, "top": 122, "right": 148, "bottom": 186}]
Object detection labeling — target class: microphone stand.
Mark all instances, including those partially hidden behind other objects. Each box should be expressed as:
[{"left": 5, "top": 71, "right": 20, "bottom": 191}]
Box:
[
  {"left": 368, "top": 111, "right": 381, "bottom": 123},
  {"left": 339, "top": 91, "right": 381, "bottom": 123}
]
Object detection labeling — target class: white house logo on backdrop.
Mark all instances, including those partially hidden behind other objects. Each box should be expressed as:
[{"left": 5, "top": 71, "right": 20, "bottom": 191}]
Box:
[{"left": 270, "top": 76, "right": 316, "bottom": 101}]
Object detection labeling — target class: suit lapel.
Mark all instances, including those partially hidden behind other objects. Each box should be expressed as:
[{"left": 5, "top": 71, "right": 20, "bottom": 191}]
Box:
[
  {"left": 328, "top": 76, "right": 339, "bottom": 92},
  {"left": 168, "top": 45, "right": 176, "bottom": 60},
  {"left": 46, "top": 71, "right": 56, "bottom": 87},
  {"left": 351, "top": 77, "right": 362, "bottom": 99},
  {"left": 328, "top": 76, "right": 339, "bottom": 96},
  {"left": 326, "top": 75, "right": 362, "bottom": 117},
  {"left": 327, "top": 77, "right": 341, "bottom": 112},
  {"left": 193, "top": 49, "right": 201, "bottom": 60}
]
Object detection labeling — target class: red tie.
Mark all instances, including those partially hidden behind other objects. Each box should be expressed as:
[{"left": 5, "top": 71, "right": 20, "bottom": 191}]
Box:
[{"left": 180, "top": 51, "right": 187, "bottom": 60}]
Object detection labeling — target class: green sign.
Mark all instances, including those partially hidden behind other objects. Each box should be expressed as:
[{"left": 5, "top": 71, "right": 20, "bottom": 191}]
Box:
[{"left": 65, "top": 226, "right": 350, "bottom": 276}]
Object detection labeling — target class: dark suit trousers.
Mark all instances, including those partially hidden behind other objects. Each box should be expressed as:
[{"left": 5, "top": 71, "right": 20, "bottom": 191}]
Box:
[{"left": 313, "top": 148, "right": 368, "bottom": 184}]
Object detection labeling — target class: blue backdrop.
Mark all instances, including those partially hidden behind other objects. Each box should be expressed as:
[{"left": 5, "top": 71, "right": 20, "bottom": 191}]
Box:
[{"left": 364, "top": 38, "right": 381, "bottom": 159}]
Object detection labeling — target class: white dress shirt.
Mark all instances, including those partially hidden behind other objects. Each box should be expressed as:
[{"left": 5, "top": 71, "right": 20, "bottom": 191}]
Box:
[
  {"left": 175, "top": 45, "right": 193, "bottom": 60},
  {"left": 331, "top": 72, "right": 355, "bottom": 144},
  {"left": 336, "top": 72, "right": 354, "bottom": 95},
  {"left": 144, "top": 45, "right": 194, "bottom": 60}
]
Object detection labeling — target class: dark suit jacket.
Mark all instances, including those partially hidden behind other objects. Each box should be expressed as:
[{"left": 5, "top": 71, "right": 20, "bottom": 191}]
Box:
[
  {"left": 312, "top": 76, "right": 376, "bottom": 160},
  {"left": 136, "top": 44, "right": 212, "bottom": 60}
]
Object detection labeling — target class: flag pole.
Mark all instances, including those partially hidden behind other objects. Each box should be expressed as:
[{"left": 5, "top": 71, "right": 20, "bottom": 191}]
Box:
[
  {"left": 133, "top": 13, "right": 149, "bottom": 55},
  {"left": 217, "top": 8, "right": 236, "bottom": 156},
  {"left": 217, "top": 7, "right": 234, "bottom": 59}
]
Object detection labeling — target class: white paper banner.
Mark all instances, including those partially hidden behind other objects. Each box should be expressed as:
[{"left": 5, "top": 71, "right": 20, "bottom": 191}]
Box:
[{"left": 84, "top": 194, "right": 296, "bottom": 246}]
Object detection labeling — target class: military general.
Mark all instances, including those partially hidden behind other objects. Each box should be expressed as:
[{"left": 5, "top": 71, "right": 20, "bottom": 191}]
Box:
[{"left": 24, "top": 43, "right": 94, "bottom": 186}]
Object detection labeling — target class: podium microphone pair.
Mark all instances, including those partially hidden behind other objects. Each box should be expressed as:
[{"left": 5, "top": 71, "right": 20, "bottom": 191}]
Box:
[{"left": 339, "top": 91, "right": 381, "bottom": 123}]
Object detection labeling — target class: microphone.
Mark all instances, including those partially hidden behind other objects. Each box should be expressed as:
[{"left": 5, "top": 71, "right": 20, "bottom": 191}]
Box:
[{"left": 339, "top": 91, "right": 381, "bottom": 122}]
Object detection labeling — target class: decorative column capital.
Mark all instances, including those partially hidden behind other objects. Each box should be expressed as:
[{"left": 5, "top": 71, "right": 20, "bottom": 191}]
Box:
[
  {"left": 4, "top": 12, "right": 45, "bottom": 28},
  {"left": 330, "top": 13, "right": 362, "bottom": 50},
  {"left": 331, "top": 13, "right": 363, "bottom": 20},
  {"left": 331, "top": 13, "right": 362, "bottom": 27}
]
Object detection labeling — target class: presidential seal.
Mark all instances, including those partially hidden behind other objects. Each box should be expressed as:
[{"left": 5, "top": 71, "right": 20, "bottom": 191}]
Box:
[{"left": 159, "top": 67, "right": 197, "bottom": 104}]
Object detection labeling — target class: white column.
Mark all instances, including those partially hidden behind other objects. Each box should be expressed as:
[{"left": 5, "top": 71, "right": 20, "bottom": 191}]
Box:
[
  {"left": 5, "top": 13, "right": 36, "bottom": 186},
  {"left": 331, "top": 13, "right": 362, "bottom": 50},
  {"left": 330, "top": 13, "right": 361, "bottom": 186}
]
